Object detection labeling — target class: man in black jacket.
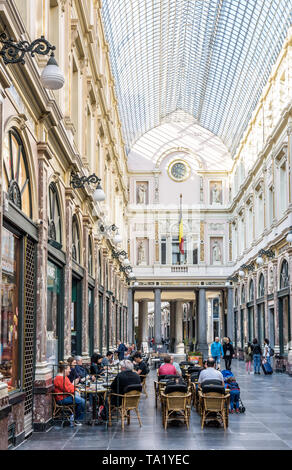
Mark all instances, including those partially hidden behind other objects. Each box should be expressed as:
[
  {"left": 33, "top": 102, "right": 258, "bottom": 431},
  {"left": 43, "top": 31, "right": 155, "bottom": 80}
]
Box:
[
  {"left": 110, "top": 360, "right": 141, "bottom": 406},
  {"left": 223, "top": 338, "right": 235, "bottom": 371}
]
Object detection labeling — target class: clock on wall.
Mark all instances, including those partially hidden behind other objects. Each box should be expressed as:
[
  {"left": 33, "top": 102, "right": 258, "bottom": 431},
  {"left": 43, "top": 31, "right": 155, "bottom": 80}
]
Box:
[{"left": 168, "top": 159, "right": 191, "bottom": 182}]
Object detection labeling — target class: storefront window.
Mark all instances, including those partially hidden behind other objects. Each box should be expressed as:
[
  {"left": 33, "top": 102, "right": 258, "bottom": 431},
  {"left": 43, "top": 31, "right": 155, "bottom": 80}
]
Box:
[
  {"left": 47, "top": 261, "right": 62, "bottom": 365},
  {"left": 0, "top": 227, "right": 21, "bottom": 392}
]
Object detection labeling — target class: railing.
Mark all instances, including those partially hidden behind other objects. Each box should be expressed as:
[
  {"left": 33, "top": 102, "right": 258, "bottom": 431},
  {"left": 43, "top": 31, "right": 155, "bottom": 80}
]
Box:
[{"left": 171, "top": 266, "right": 188, "bottom": 273}]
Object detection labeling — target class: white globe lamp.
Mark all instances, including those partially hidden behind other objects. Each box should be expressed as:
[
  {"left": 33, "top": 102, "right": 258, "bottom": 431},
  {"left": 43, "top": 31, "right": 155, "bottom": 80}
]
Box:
[
  {"left": 93, "top": 183, "right": 106, "bottom": 202},
  {"left": 40, "top": 54, "right": 65, "bottom": 90},
  {"left": 239, "top": 270, "right": 244, "bottom": 277},
  {"left": 256, "top": 256, "right": 264, "bottom": 266},
  {"left": 286, "top": 231, "right": 292, "bottom": 243},
  {"left": 123, "top": 258, "right": 130, "bottom": 267},
  {"left": 113, "top": 232, "right": 122, "bottom": 244}
]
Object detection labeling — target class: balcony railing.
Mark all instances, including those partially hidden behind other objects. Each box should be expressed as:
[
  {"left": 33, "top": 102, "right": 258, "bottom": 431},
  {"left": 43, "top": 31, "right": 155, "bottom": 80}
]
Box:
[{"left": 171, "top": 266, "right": 188, "bottom": 273}]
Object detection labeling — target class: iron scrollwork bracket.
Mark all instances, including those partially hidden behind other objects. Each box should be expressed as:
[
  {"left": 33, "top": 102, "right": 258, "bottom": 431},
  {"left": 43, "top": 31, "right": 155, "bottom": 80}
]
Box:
[
  {"left": 70, "top": 172, "right": 101, "bottom": 189},
  {"left": 0, "top": 33, "right": 56, "bottom": 65}
]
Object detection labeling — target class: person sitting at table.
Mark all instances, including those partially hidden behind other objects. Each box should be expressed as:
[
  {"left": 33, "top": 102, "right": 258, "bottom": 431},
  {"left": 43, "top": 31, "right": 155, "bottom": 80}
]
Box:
[
  {"left": 74, "top": 356, "right": 90, "bottom": 383},
  {"left": 132, "top": 352, "right": 148, "bottom": 376},
  {"left": 170, "top": 355, "right": 182, "bottom": 376},
  {"left": 198, "top": 357, "right": 224, "bottom": 387},
  {"left": 90, "top": 353, "right": 105, "bottom": 377},
  {"left": 101, "top": 351, "right": 113, "bottom": 367},
  {"left": 67, "top": 356, "right": 80, "bottom": 385},
  {"left": 110, "top": 359, "right": 141, "bottom": 406},
  {"left": 53, "top": 362, "right": 85, "bottom": 425},
  {"left": 158, "top": 355, "right": 177, "bottom": 376}
]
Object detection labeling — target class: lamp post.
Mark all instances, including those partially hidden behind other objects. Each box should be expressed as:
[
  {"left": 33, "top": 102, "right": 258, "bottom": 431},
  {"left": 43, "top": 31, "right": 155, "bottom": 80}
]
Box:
[
  {"left": 0, "top": 33, "right": 64, "bottom": 90},
  {"left": 70, "top": 172, "right": 105, "bottom": 202}
]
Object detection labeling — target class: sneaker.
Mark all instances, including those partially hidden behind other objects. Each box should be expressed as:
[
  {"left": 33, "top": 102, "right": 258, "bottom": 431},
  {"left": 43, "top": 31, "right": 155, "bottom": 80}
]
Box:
[
  {"left": 74, "top": 421, "right": 83, "bottom": 426},
  {"left": 236, "top": 409, "right": 240, "bottom": 414},
  {"left": 230, "top": 409, "right": 234, "bottom": 414}
]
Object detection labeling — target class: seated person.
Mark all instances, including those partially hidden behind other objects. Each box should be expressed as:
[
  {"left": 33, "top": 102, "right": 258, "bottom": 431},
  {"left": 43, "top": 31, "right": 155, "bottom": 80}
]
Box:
[
  {"left": 198, "top": 358, "right": 224, "bottom": 387},
  {"left": 53, "top": 363, "right": 85, "bottom": 425},
  {"left": 110, "top": 359, "right": 141, "bottom": 406},
  {"left": 158, "top": 355, "right": 177, "bottom": 376},
  {"left": 226, "top": 376, "right": 241, "bottom": 413},
  {"left": 170, "top": 355, "right": 182, "bottom": 376},
  {"left": 74, "top": 356, "right": 90, "bottom": 383},
  {"left": 132, "top": 352, "right": 148, "bottom": 376},
  {"left": 90, "top": 353, "right": 105, "bottom": 377},
  {"left": 67, "top": 356, "right": 80, "bottom": 385},
  {"left": 101, "top": 351, "right": 113, "bottom": 367}
]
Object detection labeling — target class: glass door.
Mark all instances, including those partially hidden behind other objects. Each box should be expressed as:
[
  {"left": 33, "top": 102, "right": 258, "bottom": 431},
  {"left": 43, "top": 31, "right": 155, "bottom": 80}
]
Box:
[
  {"left": 71, "top": 277, "right": 82, "bottom": 356},
  {"left": 47, "top": 261, "right": 63, "bottom": 365}
]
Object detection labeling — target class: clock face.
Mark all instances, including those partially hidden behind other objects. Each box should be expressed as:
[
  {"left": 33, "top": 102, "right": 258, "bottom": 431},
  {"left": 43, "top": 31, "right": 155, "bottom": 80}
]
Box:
[{"left": 168, "top": 160, "right": 190, "bottom": 182}]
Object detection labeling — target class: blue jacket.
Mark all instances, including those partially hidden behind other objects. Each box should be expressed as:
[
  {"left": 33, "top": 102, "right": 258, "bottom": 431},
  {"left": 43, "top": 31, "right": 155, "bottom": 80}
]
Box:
[
  {"left": 211, "top": 341, "right": 223, "bottom": 357},
  {"left": 117, "top": 343, "right": 128, "bottom": 360}
]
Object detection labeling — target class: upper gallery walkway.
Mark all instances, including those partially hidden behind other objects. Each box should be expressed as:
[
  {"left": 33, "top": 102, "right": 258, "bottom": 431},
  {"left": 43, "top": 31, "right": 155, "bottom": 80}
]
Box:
[{"left": 16, "top": 360, "right": 292, "bottom": 450}]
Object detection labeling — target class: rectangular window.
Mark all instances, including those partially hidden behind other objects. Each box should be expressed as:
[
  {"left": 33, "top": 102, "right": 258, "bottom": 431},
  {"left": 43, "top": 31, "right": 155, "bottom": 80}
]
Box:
[
  {"left": 193, "top": 246, "right": 198, "bottom": 265},
  {"left": 268, "top": 186, "right": 274, "bottom": 226},
  {"left": 161, "top": 236, "right": 166, "bottom": 265},
  {"left": 280, "top": 163, "right": 287, "bottom": 215},
  {"left": 172, "top": 237, "right": 187, "bottom": 265},
  {"left": 1, "top": 227, "right": 21, "bottom": 393}
]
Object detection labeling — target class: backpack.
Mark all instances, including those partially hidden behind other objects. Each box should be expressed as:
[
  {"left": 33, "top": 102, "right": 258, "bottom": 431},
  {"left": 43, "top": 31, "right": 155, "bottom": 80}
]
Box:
[{"left": 269, "top": 346, "right": 274, "bottom": 357}]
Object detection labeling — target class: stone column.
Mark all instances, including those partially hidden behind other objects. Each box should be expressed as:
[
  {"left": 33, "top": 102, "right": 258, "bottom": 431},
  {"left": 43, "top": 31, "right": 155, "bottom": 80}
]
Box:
[
  {"left": 154, "top": 288, "right": 162, "bottom": 345},
  {"left": 189, "top": 301, "right": 194, "bottom": 344},
  {"left": 175, "top": 301, "right": 184, "bottom": 354},
  {"left": 169, "top": 301, "right": 175, "bottom": 352},
  {"left": 33, "top": 144, "right": 54, "bottom": 431},
  {"left": 81, "top": 219, "right": 89, "bottom": 359},
  {"left": 102, "top": 251, "right": 108, "bottom": 353},
  {"left": 273, "top": 259, "right": 279, "bottom": 350},
  {"left": 127, "top": 288, "right": 134, "bottom": 344},
  {"left": 138, "top": 300, "right": 148, "bottom": 349},
  {"left": 263, "top": 266, "right": 269, "bottom": 340},
  {"left": 227, "top": 287, "right": 234, "bottom": 341},
  {"left": 197, "top": 288, "right": 208, "bottom": 358},
  {"left": 64, "top": 188, "right": 74, "bottom": 358},
  {"left": 93, "top": 239, "right": 101, "bottom": 352}
]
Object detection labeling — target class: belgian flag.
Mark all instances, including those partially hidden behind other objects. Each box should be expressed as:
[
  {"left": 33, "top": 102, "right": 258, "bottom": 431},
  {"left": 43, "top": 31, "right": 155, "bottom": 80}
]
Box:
[{"left": 179, "top": 194, "right": 184, "bottom": 255}]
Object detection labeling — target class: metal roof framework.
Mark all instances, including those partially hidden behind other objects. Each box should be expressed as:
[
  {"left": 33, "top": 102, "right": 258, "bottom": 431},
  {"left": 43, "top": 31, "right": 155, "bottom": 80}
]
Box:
[{"left": 102, "top": 0, "right": 292, "bottom": 155}]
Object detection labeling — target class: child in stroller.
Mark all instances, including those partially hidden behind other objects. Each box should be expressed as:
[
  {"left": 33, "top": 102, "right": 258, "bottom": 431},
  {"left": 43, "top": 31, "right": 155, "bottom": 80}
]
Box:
[{"left": 221, "top": 370, "right": 246, "bottom": 414}]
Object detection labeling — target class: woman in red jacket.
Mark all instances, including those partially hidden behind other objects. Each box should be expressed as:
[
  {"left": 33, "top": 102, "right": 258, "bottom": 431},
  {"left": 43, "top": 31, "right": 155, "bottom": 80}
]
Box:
[{"left": 54, "top": 363, "right": 85, "bottom": 424}]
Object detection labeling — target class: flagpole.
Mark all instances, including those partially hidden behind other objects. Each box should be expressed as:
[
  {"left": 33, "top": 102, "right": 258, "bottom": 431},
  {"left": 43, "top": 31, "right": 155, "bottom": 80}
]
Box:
[{"left": 179, "top": 194, "right": 182, "bottom": 266}]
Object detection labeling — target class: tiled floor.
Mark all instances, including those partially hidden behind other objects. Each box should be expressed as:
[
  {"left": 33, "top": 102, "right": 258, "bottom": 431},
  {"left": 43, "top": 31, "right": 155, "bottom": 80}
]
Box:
[{"left": 16, "top": 360, "right": 292, "bottom": 450}]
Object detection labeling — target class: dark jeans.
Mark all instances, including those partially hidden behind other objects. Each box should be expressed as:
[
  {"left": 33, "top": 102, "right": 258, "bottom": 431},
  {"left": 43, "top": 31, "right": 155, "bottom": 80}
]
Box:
[
  {"left": 225, "top": 357, "right": 232, "bottom": 370},
  {"left": 230, "top": 391, "right": 240, "bottom": 411},
  {"left": 57, "top": 394, "right": 85, "bottom": 421}
]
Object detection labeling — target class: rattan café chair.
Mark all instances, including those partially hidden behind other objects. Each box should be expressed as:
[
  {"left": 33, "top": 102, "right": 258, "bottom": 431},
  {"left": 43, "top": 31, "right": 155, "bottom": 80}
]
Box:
[
  {"left": 139, "top": 374, "right": 148, "bottom": 398},
  {"left": 51, "top": 392, "right": 75, "bottom": 426},
  {"left": 161, "top": 388, "right": 192, "bottom": 430},
  {"left": 108, "top": 385, "right": 142, "bottom": 430},
  {"left": 199, "top": 390, "right": 230, "bottom": 430}
]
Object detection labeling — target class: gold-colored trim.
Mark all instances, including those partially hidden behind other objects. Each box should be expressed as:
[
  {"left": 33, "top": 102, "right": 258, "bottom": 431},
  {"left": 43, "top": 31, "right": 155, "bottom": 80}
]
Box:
[{"left": 167, "top": 159, "right": 191, "bottom": 182}]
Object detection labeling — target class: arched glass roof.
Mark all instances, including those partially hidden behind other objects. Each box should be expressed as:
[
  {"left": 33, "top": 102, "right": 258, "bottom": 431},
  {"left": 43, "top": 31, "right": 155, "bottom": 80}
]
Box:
[{"left": 102, "top": 0, "right": 292, "bottom": 156}]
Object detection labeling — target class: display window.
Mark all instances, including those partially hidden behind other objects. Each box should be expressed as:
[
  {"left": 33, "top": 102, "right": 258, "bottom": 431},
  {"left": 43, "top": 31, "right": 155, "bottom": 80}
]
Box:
[{"left": 0, "top": 227, "right": 21, "bottom": 392}]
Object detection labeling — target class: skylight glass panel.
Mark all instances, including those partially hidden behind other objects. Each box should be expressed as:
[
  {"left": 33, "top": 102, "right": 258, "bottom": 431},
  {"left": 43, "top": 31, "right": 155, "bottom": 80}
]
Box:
[{"left": 102, "top": 0, "right": 292, "bottom": 156}]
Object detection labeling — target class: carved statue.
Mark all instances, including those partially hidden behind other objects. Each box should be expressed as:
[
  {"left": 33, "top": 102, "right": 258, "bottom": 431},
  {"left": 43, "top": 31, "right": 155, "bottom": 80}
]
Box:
[
  {"left": 137, "top": 184, "right": 147, "bottom": 204},
  {"left": 212, "top": 241, "right": 221, "bottom": 263},
  {"left": 212, "top": 183, "right": 221, "bottom": 204},
  {"left": 137, "top": 240, "right": 146, "bottom": 264}
]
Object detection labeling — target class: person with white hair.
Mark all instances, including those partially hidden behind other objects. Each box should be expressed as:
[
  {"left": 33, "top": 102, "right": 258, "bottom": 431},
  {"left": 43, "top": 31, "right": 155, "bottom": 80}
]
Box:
[{"left": 109, "top": 360, "right": 141, "bottom": 406}]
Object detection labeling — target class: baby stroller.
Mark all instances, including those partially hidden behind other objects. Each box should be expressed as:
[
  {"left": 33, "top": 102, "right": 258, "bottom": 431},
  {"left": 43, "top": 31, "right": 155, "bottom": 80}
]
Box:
[{"left": 221, "top": 370, "right": 246, "bottom": 413}]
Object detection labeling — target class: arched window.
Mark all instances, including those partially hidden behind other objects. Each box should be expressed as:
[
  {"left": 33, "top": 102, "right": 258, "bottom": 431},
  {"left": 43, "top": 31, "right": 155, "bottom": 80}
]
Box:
[
  {"left": 48, "top": 183, "right": 62, "bottom": 246},
  {"left": 72, "top": 216, "right": 80, "bottom": 263},
  {"left": 249, "top": 279, "right": 254, "bottom": 302},
  {"left": 88, "top": 236, "right": 93, "bottom": 276},
  {"left": 241, "top": 285, "right": 246, "bottom": 304},
  {"left": 3, "top": 128, "right": 32, "bottom": 218},
  {"left": 280, "top": 259, "right": 289, "bottom": 289},
  {"left": 258, "top": 273, "right": 265, "bottom": 298}
]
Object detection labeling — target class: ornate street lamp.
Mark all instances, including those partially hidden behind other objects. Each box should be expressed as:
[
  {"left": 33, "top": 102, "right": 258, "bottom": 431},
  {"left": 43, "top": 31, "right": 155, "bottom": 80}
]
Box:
[
  {"left": 286, "top": 227, "right": 292, "bottom": 243},
  {"left": 0, "top": 33, "right": 64, "bottom": 90},
  {"left": 256, "top": 249, "right": 275, "bottom": 266},
  {"left": 70, "top": 172, "right": 105, "bottom": 202}
]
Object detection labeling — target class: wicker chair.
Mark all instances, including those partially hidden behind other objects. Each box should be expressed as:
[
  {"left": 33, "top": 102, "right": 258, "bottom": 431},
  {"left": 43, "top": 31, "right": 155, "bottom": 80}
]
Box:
[
  {"left": 199, "top": 391, "right": 230, "bottom": 430},
  {"left": 51, "top": 393, "right": 75, "bottom": 425},
  {"left": 139, "top": 374, "right": 148, "bottom": 398},
  {"left": 160, "top": 391, "right": 192, "bottom": 430},
  {"left": 108, "top": 389, "right": 142, "bottom": 430}
]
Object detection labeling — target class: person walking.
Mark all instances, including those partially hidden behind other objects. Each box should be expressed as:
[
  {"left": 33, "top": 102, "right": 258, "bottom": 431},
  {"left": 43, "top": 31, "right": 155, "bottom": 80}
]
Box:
[
  {"left": 210, "top": 337, "right": 224, "bottom": 369},
  {"left": 223, "top": 337, "right": 235, "bottom": 371},
  {"left": 263, "top": 338, "right": 271, "bottom": 367},
  {"left": 244, "top": 342, "right": 253, "bottom": 374},
  {"left": 251, "top": 338, "right": 262, "bottom": 374}
]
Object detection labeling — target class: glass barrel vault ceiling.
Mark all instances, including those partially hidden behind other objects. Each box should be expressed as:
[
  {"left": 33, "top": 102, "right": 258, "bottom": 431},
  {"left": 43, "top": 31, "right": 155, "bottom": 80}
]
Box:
[{"left": 101, "top": 0, "right": 292, "bottom": 156}]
